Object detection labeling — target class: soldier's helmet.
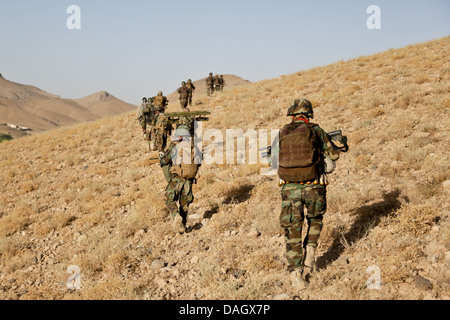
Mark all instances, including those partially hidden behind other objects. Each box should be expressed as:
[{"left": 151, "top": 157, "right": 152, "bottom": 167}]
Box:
[
  {"left": 158, "top": 91, "right": 163, "bottom": 96},
  {"left": 209, "top": 72, "right": 213, "bottom": 76},
  {"left": 220, "top": 75, "right": 224, "bottom": 77},
  {"left": 287, "top": 99, "right": 314, "bottom": 119},
  {"left": 181, "top": 81, "right": 186, "bottom": 85},
  {"left": 142, "top": 97, "right": 147, "bottom": 102},
  {"left": 187, "top": 79, "right": 192, "bottom": 83},
  {"left": 173, "top": 125, "right": 191, "bottom": 139}
]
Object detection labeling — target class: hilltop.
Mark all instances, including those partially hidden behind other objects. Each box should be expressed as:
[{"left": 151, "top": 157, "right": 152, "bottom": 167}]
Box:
[
  {"left": 0, "top": 77, "right": 136, "bottom": 136},
  {"left": 0, "top": 36, "right": 449, "bottom": 300},
  {"left": 166, "top": 74, "right": 250, "bottom": 104}
]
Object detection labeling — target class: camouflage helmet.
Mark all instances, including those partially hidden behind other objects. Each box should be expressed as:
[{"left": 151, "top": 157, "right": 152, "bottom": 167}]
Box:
[
  {"left": 181, "top": 81, "right": 186, "bottom": 85},
  {"left": 174, "top": 125, "right": 191, "bottom": 138},
  {"left": 287, "top": 99, "right": 314, "bottom": 119},
  {"left": 157, "top": 91, "right": 163, "bottom": 96},
  {"left": 209, "top": 72, "right": 213, "bottom": 76},
  {"left": 142, "top": 97, "right": 147, "bottom": 102},
  {"left": 187, "top": 79, "right": 192, "bottom": 83}
]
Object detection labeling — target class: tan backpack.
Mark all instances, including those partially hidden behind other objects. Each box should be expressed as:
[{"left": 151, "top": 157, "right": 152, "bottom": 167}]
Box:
[
  {"left": 170, "top": 140, "right": 199, "bottom": 179},
  {"left": 278, "top": 122, "right": 320, "bottom": 182}
]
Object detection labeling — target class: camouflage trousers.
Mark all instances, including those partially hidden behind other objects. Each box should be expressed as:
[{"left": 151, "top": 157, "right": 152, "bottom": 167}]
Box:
[
  {"left": 165, "top": 176, "right": 194, "bottom": 225},
  {"left": 207, "top": 86, "right": 214, "bottom": 96},
  {"left": 150, "top": 130, "right": 167, "bottom": 152},
  {"left": 280, "top": 184, "right": 327, "bottom": 272},
  {"left": 180, "top": 99, "right": 188, "bottom": 110}
]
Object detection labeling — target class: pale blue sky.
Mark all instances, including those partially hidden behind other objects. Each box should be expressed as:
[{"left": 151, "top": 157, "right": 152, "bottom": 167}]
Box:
[{"left": 0, "top": 0, "right": 449, "bottom": 104}]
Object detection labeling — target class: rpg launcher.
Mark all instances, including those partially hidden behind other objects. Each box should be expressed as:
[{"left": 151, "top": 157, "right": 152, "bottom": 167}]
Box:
[
  {"left": 327, "top": 130, "right": 349, "bottom": 153},
  {"left": 162, "top": 111, "right": 211, "bottom": 125}
]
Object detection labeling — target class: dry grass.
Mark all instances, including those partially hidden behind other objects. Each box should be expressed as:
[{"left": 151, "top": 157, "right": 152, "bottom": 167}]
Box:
[{"left": 0, "top": 36, "right": 449, "bottom": 300}]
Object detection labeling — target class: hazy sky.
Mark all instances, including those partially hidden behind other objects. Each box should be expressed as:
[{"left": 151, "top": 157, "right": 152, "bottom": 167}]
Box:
[{"left": 1, "top": 0, "right": 449, "bottom": 104}]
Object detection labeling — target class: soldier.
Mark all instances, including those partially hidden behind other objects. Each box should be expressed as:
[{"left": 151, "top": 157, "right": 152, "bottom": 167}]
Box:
[
  {"left": 219, "top": 75, "right": 226, "bottom": 91},
  {"left": 159, "top": 123, "right": 201, "bottom": 234},
  {"left": 205, "top": 72, "right": 214, "bottom": 96},
  {"left": 186, "top": 79, "right": 196, "bottom": 106},
  {"left": 213, "top": 74, "right": 221, "bottom": 92},
  {"left": 178, "top": 81, "right": 190, "bottom": 110},
  {"left": 150, "top": 106, "right": 172, "bottom": 153},
  {"left": 152, "top": 91, "right": 169, "bottom": 113},
  {"left": 137, "top": 97, "right": 154, "bottom": 137},
  {"left": 269, "top": 99, "right": 342, "bottom": 291}
]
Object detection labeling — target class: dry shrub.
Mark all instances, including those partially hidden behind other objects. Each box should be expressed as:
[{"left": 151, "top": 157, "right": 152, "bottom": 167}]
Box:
[
  {"left": 0, "top": 205, "right": 34, "bottom": 237},
  {"left": 392, "top": 203, "right": 439, "bottom": 236}
]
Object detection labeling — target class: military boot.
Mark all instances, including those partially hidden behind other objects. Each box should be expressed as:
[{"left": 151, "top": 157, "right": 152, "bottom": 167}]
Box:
[
  {"left": 172, "top": 214, "right": 185, "bottom": 234},
  {"left": 304, "top": 245, "right": 316, "bottom": 270},
  {"left": 290, "top": 269, "right": 307, "bottom": 291}
]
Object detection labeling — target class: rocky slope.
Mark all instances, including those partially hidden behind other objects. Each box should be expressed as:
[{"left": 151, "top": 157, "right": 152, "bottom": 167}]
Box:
[{"left": 0, "top": 36, "right": 449, "bottom": 300}]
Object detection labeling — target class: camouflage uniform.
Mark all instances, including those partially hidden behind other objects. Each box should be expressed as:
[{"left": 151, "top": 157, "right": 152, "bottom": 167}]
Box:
[
  {"left": 205, "top": 73, "right": 214, "bottom": 96},
  {"left": 219, "top": 75, "right": 225, "bottom": 91},
  {"left": 160, "top": 127, "right": 201, "bottom": 233},
  {"left": 213, "top": 74, "right": 221, "bottom": 92},
  {"left": 150, "top": 112, "right": 172, "bottom": 152},
  {"left": 178, "top": 82, "right": 189, "bottom": 110},
  {"left": 186, "top": 80, "right": 195, "bottom": 106},
  {"left": 271, "top": 100, "right": 341, "bottom": 274}
]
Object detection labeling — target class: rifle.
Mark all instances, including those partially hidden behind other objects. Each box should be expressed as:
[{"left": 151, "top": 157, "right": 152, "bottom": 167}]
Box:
[
  {"left": 259, "top": 146, "right": 272, "bottom": 158},
  {"left": 327, "top": 130, "right": 349, "bottom": 153},
  {"left": 162, "top": 111, "right": 211, "bottom": 125}
]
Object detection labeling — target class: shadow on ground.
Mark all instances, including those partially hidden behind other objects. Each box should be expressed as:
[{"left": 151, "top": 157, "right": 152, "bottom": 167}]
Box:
[{"left": 316, "top": 189, "right": 407, "bottom": 269}]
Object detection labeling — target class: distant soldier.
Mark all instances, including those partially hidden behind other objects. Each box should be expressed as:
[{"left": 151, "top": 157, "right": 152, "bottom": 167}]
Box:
[
  {"left": 137, "top": 97, "right": 154, "bottom": 136},
  {"left": 219, "top": 75, "right": 226, "bottom": 91},
  {"left": 186, "top": 79, "right": 196, "bottom": 106},
  {"left": 160, "top": 123, "right": 201, "bottom": 234},
  {"left": 150, "top": 106, "right": 172, "bottom": 152},
  {"left": 178, "top": 81, "right": 190, "bottom": 110},
  {"left": 152, "top": 91, "right": 169, "bottom": 113},
  {"left": 213, "top": 74, "right": 221, "bottom": 92},
  {"left": 205, "top": 72, "right": 214, "bottom": 96},
  {"left": 268, "top": 99, "right": 344, "bottom": 291}
]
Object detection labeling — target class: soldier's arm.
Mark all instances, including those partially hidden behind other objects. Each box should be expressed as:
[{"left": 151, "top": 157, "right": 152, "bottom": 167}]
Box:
[{"left": 315, "top": 126, "right": 340, "bottom": 162}]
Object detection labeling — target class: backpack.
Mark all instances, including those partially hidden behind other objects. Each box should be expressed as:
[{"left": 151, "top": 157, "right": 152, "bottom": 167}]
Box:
[
  {"left": 278, "top": 122, "right": 320, "bottom": 182},
  {"left": 153, "top": 95, "right": 166, "bottom": 107},
  {"left": 170, "top": 140, "right": 199, "bottom": 179}
]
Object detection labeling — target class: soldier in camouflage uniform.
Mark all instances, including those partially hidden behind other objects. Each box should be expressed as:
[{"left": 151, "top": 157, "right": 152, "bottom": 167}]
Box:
[
  {"left": 219, "top": 75, "right": 226, "bottom": 91},
  {"left": 186, "top": 79, "right": 196, "bottom": 106},
  {"left": 178, "top": 81, "right": 190, "bottom": 110},
  {"left": 151, "top": 91, "right": 169, "bottom": 113},
  {"left": 205, "top": 72, "right": 214, "bottom": 96},
  {"left": 137, "top": 97, "right": 155, "bottom": 144},
  {"left": 213, "top": 74, "right": 221, "bottom": 93},
  {"left": 269, "top": 99, "right": 341, "bottom": 291},
  {"left": 150, "top": 107, "right": 172, "bottom": 152},
  {"left": 160, "top": 123, "right": 201, "bottom": 234}
]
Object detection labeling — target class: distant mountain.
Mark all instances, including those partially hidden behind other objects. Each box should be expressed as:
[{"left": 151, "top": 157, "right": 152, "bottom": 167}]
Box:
[
  {"left": 72, "top": 91, "right": 136, "bottom": 118},
  {"left": 0, "top": 76, "right": 136, "bottom": 135}
]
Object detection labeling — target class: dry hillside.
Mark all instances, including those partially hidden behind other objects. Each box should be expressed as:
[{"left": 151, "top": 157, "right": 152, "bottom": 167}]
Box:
[
  {"left": 0, "top": 36, "right": 449, "bottom": 300},
  {"left": 0, "top": 76, "right": 136, "bottom": 135}
]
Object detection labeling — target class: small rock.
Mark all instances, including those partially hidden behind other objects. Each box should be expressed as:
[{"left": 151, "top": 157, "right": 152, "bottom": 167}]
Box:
[
  {"left": 155, "top": 278, "right": 166, "bottom": 288},
  {"left": 273, "top": 293, "right": 291, "bottom": 300},
  {"left": 191, "top": 256, "right": 199, "bottom": 264},
  {"left": 247, "top": 228, "right": 261, "bottom": 238},
  {"left": 151, "top": 259, "right": 165, "bottom": 270},
  {"left": 414, "top": 275, "right": 433, "bottom": 290},
  {"left": 189, "top": 213, "right": 202, "bottom": 220}
]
